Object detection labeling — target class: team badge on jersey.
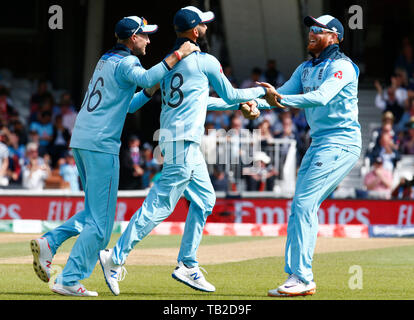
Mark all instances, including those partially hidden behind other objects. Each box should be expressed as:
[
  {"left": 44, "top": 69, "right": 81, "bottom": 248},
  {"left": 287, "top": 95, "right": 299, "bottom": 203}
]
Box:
[{"left": 334, "top": 71, "right": 343, "bottom": 79}]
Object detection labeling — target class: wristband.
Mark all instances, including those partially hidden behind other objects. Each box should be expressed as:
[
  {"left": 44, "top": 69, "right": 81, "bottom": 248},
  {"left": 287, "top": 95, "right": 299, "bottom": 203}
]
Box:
[
  {"left": 174, "top": 50, "right": 182, "bottom": 61},
  {"left": 143, "top": 88, "right": 152, "bottom": 98}
]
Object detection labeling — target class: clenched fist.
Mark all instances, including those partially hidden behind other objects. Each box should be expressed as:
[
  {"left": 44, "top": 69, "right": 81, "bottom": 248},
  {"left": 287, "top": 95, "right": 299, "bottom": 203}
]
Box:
[{"left": 240, "top": 100, "right": 260, "bottom": 120}]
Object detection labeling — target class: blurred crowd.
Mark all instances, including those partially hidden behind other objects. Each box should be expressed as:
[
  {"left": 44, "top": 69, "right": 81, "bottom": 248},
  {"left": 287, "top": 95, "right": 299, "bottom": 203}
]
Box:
[
  {"left": 0, "top": 79, "right": 80, "bottom": 191},
  {"left": 361, "top": 38, "right": 414, "bottom": 200},
  {"left": 0, "top": 46, "right": 413, "bottom": 199}
]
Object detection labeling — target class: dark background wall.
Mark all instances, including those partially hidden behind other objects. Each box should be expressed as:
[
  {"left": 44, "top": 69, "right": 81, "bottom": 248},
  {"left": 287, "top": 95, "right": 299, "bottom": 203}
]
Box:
[{"left": 1, "top": 0, "right": 414, "bottom": 143}]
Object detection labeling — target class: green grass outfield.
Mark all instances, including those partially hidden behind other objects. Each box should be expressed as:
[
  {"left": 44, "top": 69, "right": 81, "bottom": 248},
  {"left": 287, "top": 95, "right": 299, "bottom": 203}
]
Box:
[{"left": 0, "top": 234, "right": 414, "bottom": 300}]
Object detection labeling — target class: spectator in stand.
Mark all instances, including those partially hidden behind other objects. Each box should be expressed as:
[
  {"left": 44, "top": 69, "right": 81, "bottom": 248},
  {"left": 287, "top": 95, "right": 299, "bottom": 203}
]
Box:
[
  {"left": 240, "top": 67, "right": 262, "bottom": 89},
  {"left": 141, "top": 142, "right": 161, "bottom": 189},
  {"left": 363, "top": 156, "right": 394, "bottom": 199},
  {"left": 261, "top": 59, "right": 285, "bottom": 88},
  {"left": 22, "top": 142, "right": 51, "bottom": 190},
  {"left": 400, "top": 116, "right": 414, "bottom": 155},
  {"left": 395, "top": 97, "right": 414, "bottom": 134},
  {"left": 4, "top": 130, "right": 24, "bottom": 185},
  {"left": 119, "top": 135, "right": 144, "bottom": 190},
  {"left": 210, "top": 165, "right": 228, "bottom": 192},
  {"left": 29, "top": 110, "right": 53, "bottom": 156},
  {"left": 57, "top": 93, "right": 77, "bottom": 133},
  {"left": 29, "top": 93, "right": 55, "bottom": 125},
  {"left": 59, "top": 150, "right": 80, "bottom": 191},
  {"left": 392, "top": 174, "right": 414, "bottom": 199},
  {"left": 9, "top": 119, "right": 28, "bottom": 146},
  {"left": 49, "top": 114, "right": 71, "bottom": 168},
  {"left": 243, "top": 151, "right": 278, "bottom": 191},
  {"left": 28, "top": 129, "right": 40, "bottom": 147},
  {"left": 367, "top": 131, "right": 401, "bottom": 172},
  {"left": 369, "top": 111, "right": 397, "bottom": 152},
  {"left": 273, "top": 109, "right": 298, "bottom": 136},
  {"left": 0, "top": 127, "right": 25, "bottom": 183},
  {"left": 0, "top": 130, "right": 9, "bottom": 187},
  {"left": 374, "top": 74, "right": 408, "bottom": 123},
  {"left": 30, "top": 80, "right": 52, "bottom": 113},
  {"left": 257, "top": 118, "right": 275, "bottom": 150},
  {"left": 0, "top": 85, "right": 17, "bottom": 123},
  {"left": 275, "top": 114, "right": 303, "bottom": 173},
  {"left": 291, "top": 108, "right": 308, "bottom": 135}
]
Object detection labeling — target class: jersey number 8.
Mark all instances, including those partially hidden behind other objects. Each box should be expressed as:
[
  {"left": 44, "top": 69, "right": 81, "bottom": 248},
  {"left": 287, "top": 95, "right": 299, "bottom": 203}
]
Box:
[{"left": 162, "top": 73, "right": 184, "bottom": 108}]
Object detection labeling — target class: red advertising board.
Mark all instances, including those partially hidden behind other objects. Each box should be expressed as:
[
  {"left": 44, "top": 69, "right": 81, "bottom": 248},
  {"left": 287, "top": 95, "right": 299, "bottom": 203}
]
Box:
[
  {"left": 0, "top": 195, "right": 413, "bottom": 226},
  {"left": 210, "top": 198, "right": 414, "bottom": 225},
  {"left": 0, "top": 196, "right": 188, "bottom": 222}
]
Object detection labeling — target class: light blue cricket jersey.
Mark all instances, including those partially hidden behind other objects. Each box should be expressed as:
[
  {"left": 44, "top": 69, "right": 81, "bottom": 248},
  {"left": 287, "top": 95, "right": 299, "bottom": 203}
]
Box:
[
  {"left": 156, "top": 38, "right": 266, "bottom": 145},
  {"left": 70, "top": 43, "right": 170, "bottom": 155},
  {"left": 277, "top": 44, "right": 361, "bottom": 149}
]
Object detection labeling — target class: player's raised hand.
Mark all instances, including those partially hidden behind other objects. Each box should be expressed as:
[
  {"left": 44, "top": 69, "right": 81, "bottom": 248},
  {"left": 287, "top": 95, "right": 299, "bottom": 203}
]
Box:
[
  {"left": 256, "top": 81, "right": 285, "bottom": 109},
  {"left": 177, "top": 41, "right": 201, "bottom": 59},
  {"left": 240, "top": 100, "right": 260, "bottom": 120}
]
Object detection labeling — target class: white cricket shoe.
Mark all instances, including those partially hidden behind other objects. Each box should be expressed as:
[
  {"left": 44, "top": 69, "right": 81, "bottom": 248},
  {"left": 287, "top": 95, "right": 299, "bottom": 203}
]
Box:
[
  {"left": 51, "top": 282, "right": 98, "bottom": 297},
  {"left": 172, "top": 261, "right": 215, "bottom": 292},
  {"left": 268, "top": 274, "right": 316, "bottom": 297},
  {"left": 30, "top": 237, "right": 53, "bottom": 283},
  {"left": 99, "top": 248, "right": 127, "bottom": 296}
]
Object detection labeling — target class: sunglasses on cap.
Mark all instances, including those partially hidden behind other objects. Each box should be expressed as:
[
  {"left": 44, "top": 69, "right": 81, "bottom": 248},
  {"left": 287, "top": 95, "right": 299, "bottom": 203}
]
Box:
[
  {"left": 132, "top": 17, "right": 148, "bottom": 35},
  {"left": 310, "top": 26, "right": 339, "bottom": 35}
]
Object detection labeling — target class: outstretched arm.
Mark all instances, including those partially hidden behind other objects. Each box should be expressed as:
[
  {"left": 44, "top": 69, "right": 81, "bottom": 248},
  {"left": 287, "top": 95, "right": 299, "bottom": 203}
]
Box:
[
  {"left": 202, "top": 54, "right": 280, "bottom": 105},
  {"left": 206, "top": 97, "right": 239, "bottom": 111},
  {"left": 128, "top": 84, "right": 160, "bottom": 113},
  {"left": 280, "top": 60, "right": 357, "bottom": 108},
  {"left": 118, "top": 41, "right": 200, "bottom": 88}
]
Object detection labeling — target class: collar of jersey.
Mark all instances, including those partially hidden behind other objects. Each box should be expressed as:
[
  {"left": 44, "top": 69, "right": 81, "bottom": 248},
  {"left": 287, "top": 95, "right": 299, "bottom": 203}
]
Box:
[
  {"left": 112, "top": 43, "right": 132, "bottom": 55},
  {"left": 171, "top": 37, "right": 200, "bottom": 53},
  {"left": 309, "top": 44, "right": 340, "bottom": 66}
]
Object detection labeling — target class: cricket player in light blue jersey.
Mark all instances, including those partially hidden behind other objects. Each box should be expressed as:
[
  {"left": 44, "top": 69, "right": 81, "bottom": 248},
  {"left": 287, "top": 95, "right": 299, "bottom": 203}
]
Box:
[
  {"left": 30, "top": 16, "right": 200, "bottom": 297},
  {"left": 265, "top": 15, "right": 362, "bottom": 297},
  {"left": 99, "top": 6, "right": 279, "bottom": 295}
]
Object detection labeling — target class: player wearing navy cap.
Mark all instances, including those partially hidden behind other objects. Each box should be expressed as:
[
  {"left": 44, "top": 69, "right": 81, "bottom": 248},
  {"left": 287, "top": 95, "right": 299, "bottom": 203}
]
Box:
[
  {"left": 263, "top": 15, "right": 361, "bottom": 297},
  {"left": 98, "top": 6, "right": 280, "bottom": 296},
  {"left": 30, "top": 15, "right": 199, "bottom": 297}
]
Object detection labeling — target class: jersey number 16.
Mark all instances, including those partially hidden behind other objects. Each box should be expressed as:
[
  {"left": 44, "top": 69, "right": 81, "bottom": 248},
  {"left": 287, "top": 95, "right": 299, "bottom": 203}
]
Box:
[{"left": 81, "top": 77, "right": 104, "bottom": 112}]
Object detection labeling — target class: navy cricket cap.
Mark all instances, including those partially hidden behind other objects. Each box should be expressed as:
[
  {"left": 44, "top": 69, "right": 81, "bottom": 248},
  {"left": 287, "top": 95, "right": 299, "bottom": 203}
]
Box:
[
  {"left": 173, "top": 6, "right": 215, "bottom": 32},
  {"left": 304, "top": 15, "right": 344, "bottom": 42},
  {"left": 115, "top": 16, "right": 158, "bottom": 40}
]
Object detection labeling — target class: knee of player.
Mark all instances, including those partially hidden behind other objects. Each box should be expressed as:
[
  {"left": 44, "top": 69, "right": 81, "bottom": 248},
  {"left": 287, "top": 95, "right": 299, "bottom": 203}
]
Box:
[
  {"left": 91, "top": 224, "right": 111, "bottom": 246},
  {"left": 206, "top": 193, "right": 216, "bottom": 212},
  {"left": 292, "top": 196, "right": 314, "bottom": 212}
]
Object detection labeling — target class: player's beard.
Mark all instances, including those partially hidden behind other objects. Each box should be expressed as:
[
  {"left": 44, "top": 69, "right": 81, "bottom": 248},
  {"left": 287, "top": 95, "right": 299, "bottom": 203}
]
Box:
[
  {"left": 307, "top": 36, "right": 330, "bottom": 56},
  {"left": 197, "top": 34, "right": 210, "bottom": 53}
]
